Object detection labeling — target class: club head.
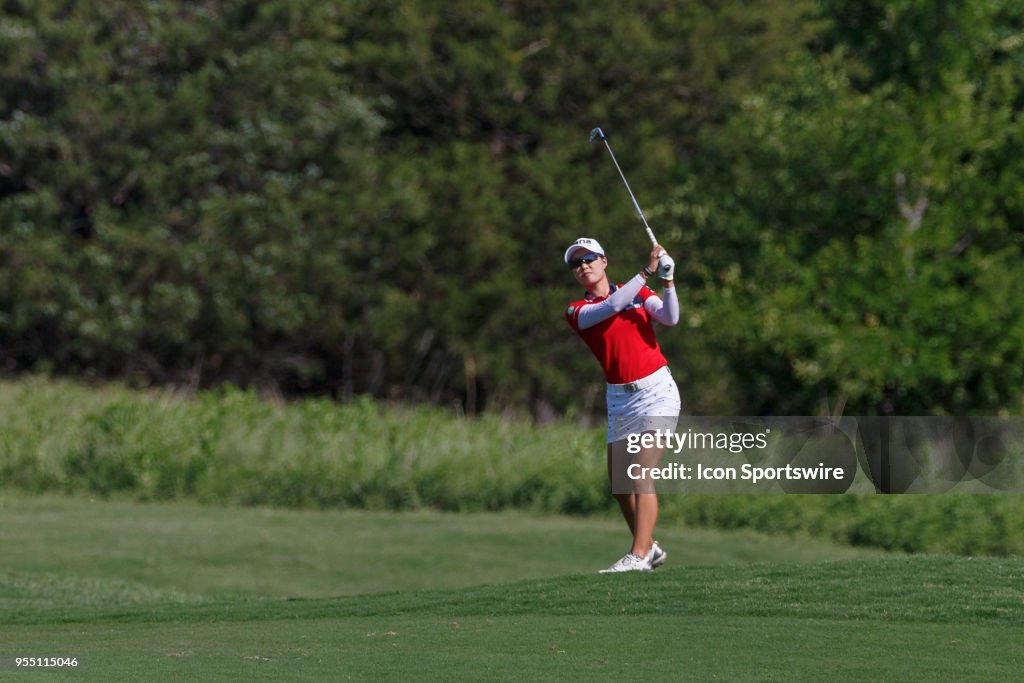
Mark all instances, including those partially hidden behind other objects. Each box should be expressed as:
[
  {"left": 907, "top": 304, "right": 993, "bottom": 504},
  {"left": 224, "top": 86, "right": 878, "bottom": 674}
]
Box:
[{"left": 588, "top": 127, "right": 605, "bottom": 142}]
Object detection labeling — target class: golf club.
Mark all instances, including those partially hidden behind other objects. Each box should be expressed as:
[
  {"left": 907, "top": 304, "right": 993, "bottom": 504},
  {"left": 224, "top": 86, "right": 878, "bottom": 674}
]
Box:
[{"left": 589, "top": 127, "right": 658, "bottom": 246}]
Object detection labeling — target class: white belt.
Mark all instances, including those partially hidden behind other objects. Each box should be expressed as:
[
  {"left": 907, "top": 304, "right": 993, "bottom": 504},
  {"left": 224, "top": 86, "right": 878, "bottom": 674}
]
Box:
[{"left": 607, "top": 366, "right": 670, "bottom": 394}]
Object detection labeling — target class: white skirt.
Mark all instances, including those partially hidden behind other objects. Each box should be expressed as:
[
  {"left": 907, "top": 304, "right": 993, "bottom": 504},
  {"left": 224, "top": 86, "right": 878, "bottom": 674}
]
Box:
[{"left": 606, "top": 366, "right": 681, "bottom": 443}]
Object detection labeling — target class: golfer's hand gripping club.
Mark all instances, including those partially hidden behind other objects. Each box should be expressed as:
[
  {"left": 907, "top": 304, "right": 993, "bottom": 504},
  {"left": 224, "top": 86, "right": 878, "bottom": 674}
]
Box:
[
  {"left": 589, "top": 127, "right": 658, "bottom": 246},
  {"left": 646, "top": 245, "right": 674, "bottom": 281},
  {"left": 658, "top": 253, "right": 675, "bottom": 281}
]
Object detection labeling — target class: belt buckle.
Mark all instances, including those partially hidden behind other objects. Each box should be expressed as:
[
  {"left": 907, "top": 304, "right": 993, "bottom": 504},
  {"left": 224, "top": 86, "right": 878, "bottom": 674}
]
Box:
[{"left": 624, "top": 382, "right": 639, "bottom": 393}]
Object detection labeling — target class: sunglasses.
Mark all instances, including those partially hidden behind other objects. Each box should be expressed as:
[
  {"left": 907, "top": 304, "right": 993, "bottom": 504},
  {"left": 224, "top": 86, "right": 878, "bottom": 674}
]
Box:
[{"left": 568, "top": 253, "right": 602, "bottom": 269}]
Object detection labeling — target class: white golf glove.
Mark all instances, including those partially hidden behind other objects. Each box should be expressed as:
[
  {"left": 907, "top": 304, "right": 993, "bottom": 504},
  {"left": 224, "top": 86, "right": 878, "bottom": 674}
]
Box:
[{"left": 658, "top": 253, "right": 675, "bottom": 281}]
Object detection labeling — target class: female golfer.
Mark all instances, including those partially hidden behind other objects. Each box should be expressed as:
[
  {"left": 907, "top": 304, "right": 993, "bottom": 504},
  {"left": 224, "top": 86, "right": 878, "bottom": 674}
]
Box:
[{"left": 563, "top": 237, "right": 681, "bottom": 572}]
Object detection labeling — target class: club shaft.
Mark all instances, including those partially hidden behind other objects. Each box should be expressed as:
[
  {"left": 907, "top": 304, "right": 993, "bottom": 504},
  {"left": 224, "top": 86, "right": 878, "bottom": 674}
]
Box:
[{"left": 600, "top": 139, "right": 657, "bottom": 245}]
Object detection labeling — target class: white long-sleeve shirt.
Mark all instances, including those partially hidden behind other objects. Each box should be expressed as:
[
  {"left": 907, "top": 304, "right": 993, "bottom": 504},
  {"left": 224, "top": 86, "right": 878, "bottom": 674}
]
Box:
[{"left": 576, "top": 275, "right": 679, "bottom": 330}]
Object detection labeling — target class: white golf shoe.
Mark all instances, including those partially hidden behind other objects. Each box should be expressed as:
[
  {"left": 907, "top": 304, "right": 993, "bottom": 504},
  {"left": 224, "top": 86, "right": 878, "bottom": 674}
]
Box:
[
  {"left": 651, "top": 541, "right": 667, "bottom": 569},
  {"left": 599, "top": 550, "right": 653, "bottom": 573}
]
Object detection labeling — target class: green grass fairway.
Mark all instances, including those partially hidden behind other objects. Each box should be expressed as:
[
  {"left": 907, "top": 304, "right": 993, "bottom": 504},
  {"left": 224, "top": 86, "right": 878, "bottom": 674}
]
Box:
[{"left": 2, "top": 495, "right": 1021, "bottom": 681}]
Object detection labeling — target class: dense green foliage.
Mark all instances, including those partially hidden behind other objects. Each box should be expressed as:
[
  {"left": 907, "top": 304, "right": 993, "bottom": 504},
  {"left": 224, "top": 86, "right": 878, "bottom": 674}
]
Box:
[
  {"left": 673, "top": 1, "right": 1024, "bottom": 414},
  {"left": 3, "top": 379, "right": 1023, "bottom": 555},
  {"left": 1, "top": 1, "right": 1022, "bottom": 416}
]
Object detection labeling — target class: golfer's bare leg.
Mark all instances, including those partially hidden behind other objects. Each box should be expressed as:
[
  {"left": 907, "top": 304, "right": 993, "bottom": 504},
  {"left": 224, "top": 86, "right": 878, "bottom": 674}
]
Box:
[
  {"left": 631, "top": 489, "right": 658, "bottom": 558},
  {"left": 627, "top": 439, "right": 664, "bottom": 558},
  {"left": 607, "top": 441, "right": 636, "bottom": 534},
  {"left": 608, "top": 438, "right": 661, "bottom": 558}
]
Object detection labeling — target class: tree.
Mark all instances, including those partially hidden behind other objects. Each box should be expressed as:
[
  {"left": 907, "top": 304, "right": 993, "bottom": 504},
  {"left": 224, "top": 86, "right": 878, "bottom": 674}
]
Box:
[{"left": 662, "top": 2, "right": 1024, "bottom": 414}]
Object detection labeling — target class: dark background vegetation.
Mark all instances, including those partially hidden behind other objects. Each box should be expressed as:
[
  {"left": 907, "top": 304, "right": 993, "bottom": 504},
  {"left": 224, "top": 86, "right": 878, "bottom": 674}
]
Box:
[{"left": 2, "top": 0, "right": 1022, "bottom": 418}]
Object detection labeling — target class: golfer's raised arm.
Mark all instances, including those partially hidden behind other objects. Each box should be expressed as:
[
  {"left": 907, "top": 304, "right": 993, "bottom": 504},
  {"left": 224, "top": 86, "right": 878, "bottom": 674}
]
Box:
[
  {"left": 645, "top": 287, "right": 679, "bottom": 326},
  {"left": 575, "top": 274, "right": 649, "bottom": 330}
]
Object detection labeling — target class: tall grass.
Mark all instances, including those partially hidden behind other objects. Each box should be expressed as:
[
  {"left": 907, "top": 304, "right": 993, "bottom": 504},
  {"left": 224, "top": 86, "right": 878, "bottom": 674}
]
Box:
[
  {"left": 1, "top": 378, "right": 1022, "bottom": 555},
  {"left": 0, "top": 378, "right": 607, "bottom": 513}
]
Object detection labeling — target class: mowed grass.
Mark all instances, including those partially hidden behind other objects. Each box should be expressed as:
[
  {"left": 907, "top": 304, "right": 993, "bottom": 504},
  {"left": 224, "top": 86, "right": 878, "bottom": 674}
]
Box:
[
  {"left": 0, "top": 494, "right": 882, "bottom": 602},
  {"left": 2, "top": 495, "right": 1022, "bottom": 682}
]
